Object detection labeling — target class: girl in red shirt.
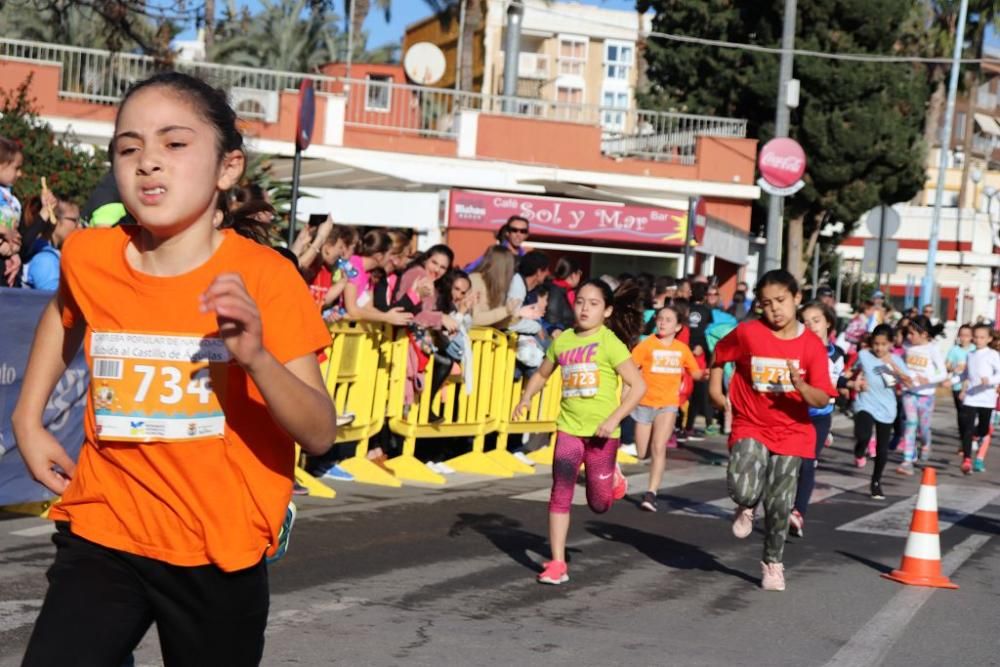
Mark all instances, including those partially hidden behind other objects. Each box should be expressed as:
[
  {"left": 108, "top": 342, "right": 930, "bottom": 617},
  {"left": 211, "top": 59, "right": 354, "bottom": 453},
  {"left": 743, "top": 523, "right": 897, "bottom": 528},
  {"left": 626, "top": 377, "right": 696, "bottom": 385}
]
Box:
[{"left": 709, "top": 270, "right": 837, "bottom": 592}]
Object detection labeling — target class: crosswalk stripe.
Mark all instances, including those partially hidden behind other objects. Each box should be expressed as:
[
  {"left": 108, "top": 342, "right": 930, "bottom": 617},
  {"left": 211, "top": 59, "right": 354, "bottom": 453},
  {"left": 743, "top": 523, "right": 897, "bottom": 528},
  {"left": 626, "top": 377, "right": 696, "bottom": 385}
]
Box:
[
  {"left": 10, "top": 523, "right": 56, "bottom": 538},
  {"left": 510, "top": 463, "right": 724, "bottom": 505},
  {"left": 837, "top": 484, "right": 1000, "bottom": 537},
  {"left": 667, "top": 468, "right": 871, "bottom": 520}
]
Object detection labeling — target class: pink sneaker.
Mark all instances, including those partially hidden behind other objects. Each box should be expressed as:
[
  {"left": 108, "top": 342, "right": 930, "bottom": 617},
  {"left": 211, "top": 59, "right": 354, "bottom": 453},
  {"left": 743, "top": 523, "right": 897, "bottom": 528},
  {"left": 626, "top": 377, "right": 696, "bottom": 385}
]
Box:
[
  {"left": 537, "top": 560, "right": 569, "bottom": 585},
  {"left": 612, "top": 464, "right": 627, "bottom": 500},
  {"left": 761, "top": 561, "right": 785, "bottom": 591},
  {"left": 854, "top": 456, "right": 866, "bottom": 468},
  {"left": 732, "top": 505, "right": 754, "bottom": 539},
  {"left": 867, "top": 438, "right": 876, "bottom": 457},
  {"left": 666, "top": 433, "right": 678, "bottom": 449}
]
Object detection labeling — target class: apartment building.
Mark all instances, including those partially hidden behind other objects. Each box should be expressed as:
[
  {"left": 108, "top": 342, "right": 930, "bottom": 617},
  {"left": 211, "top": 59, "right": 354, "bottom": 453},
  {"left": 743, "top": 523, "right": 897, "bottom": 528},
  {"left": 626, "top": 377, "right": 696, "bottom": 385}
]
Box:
[{"left": 404, "top": 0, "right": 649, "bottom": 133}]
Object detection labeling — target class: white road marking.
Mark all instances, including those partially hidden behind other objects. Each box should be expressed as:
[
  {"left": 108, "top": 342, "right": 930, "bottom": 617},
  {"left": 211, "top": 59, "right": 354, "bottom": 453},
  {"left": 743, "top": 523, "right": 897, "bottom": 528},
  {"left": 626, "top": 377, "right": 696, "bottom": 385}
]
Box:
[
  {"left": 668, "top": 469, "right": 870, "bottom": 520},
  {"left": 822, "top": 534, "right": 991, "bottom": 667},
  {"left": 510, "top": 464, "right": 724, "bottom": 505},
  {"left": 837, "top": 484, "right": 1000, "bottom": 537},
  {"left": 10, "top": 524, "right": 56, "bottom": 538}
]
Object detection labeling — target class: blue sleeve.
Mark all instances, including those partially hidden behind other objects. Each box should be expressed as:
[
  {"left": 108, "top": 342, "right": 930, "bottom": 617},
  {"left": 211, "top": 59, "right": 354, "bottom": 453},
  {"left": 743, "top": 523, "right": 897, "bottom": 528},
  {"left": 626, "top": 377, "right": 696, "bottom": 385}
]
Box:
[{"left": 27, "top": 252, "right": 60, "bottom": 291}]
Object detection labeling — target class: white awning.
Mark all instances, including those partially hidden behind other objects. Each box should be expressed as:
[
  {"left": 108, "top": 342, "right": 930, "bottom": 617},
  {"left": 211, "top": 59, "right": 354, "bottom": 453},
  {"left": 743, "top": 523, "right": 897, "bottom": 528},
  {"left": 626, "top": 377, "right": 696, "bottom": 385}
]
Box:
[{"left": 974, "top": 113, "right": 1000, "bottom": 137}]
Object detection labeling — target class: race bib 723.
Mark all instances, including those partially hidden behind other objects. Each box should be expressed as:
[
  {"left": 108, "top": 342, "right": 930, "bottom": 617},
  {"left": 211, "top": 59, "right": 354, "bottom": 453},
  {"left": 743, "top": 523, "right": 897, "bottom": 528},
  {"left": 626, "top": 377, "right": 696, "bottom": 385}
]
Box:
[
  {"left": 562, "top": 362, "right": 600, "bottom": 398},
  {"left": 90, "top": 331, "right": 230, "bottom": 442}
]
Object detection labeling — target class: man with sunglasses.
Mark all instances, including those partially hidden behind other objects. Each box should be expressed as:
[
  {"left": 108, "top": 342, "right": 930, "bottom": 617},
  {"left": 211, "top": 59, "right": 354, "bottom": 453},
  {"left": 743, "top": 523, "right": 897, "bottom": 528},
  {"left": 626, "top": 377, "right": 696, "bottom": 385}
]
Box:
[{"left": 464, "top": 215, "right": 531, "bottom": 272}]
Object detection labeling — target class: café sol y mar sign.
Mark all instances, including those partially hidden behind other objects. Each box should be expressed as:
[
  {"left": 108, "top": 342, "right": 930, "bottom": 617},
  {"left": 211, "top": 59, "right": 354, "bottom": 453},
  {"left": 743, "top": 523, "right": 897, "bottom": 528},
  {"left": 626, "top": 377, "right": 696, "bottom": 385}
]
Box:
[
  {"left": 449, "top": 189, "right": 686, "bottom": 246},
  {"left": 757, "top": 138, "right": 806, "bottom": 196}
]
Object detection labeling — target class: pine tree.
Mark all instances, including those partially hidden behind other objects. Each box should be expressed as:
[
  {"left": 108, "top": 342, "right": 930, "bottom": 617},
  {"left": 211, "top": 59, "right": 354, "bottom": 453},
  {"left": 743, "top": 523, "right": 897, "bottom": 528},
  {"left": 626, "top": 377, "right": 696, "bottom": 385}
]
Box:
[{"left": 639, "top": 0, "right": 929, "bottom": 278}]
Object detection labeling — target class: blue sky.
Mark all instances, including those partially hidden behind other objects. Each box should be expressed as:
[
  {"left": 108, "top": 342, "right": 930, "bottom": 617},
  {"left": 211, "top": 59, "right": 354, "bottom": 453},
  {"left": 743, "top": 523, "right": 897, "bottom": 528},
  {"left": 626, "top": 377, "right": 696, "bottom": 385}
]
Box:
[{"left": 178, "top": 0, "right": 639, "bottom": 46}]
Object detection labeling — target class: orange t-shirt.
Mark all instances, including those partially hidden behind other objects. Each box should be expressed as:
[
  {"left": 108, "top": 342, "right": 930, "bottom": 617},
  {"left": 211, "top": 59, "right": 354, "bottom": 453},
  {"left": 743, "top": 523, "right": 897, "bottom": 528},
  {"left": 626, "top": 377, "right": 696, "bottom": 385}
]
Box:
[
  {"left": 631, "top": 336, "right": 699, "bottom": 408},
  {"left": 49, "top": 227, "right": 331, "bottom": 572}
]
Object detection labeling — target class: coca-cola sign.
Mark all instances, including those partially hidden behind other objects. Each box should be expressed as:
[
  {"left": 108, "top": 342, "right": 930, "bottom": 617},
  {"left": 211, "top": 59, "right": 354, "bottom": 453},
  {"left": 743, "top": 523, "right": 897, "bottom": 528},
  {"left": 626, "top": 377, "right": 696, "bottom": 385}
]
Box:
[{"left": 758, "top": 138, "right": 806, "bottom": 189}]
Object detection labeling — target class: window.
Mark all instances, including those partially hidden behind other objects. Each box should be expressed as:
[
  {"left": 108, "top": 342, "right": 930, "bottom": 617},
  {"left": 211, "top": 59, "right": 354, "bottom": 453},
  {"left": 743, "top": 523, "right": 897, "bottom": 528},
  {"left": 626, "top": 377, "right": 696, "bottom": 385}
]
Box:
[
  {"left": 605, "top": 41, "right": 634, "bottom": 81},
  {"left": 601, "top": 90, "right": 629, "bottom": 130},
  {"left": 557, "top": 86, "right": 583, "bottom": 105},
  {"left": 558, "top": 36, "right": 587, "bottom": 76},
  {"left": 365, "top": 74, "right": 391, "bottom": 111}
]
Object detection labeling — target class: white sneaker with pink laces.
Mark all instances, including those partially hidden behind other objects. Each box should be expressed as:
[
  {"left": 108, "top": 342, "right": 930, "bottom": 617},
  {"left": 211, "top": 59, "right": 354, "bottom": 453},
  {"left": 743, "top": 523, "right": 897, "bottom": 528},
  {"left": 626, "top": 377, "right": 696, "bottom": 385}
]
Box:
[{"left": 761, "top": 561, "right": 785, "bottom": 591}]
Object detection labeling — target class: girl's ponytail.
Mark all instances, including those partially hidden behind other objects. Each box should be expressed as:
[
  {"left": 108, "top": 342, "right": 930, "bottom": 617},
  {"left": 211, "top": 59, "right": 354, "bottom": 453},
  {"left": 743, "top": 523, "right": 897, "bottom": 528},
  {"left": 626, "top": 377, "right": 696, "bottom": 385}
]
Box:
[{"left": 607, "top": 282, "right": 644, "bottom": 348}]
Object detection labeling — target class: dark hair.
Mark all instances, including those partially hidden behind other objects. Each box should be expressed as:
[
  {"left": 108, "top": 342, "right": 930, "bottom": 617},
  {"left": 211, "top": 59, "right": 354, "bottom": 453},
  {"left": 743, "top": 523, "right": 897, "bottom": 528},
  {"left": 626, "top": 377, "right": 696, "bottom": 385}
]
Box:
[
  {"left": 653, "top": 275, "right": 675, "bottom": 295},
  {"left": 755, "top": 269, "right": 800, "bottom": 296},
  {"left": 869, "top": 324, "right": 894, "bottom": 344},
  {"left": 325, "top": 224, "right": 360, "bottom": 254},
  {"left": 576, "top": 278, "right": 643, "bottom": 347},
  {"left": 113, "top": 72, "right": 251, "bottom": 239},
  {"left": 517, "top": 250, "right": 549, "bottom": 278},
  {"left": 359, "top": 229, "right": 392, "bottom": 257},
  {"left": 644, "top": 302, "right": 686, "bottom": 337},
  {"left": 958, "top": 324, "right": 973, "bottom": 334},
  {"left": 497, "top": 215, "right": 530, "bottom": 242},
  {"left": 220, "top": 199, "right": 275, "bottom": 245},
  {"left": 690, "top": 281, "right": 708, "bottom": 304},
  {"left": 436, "top": 268, "right": 470, "bottom": 312},
  {"left": 670, "top": 297, "right": 690, "bottom": 322},
  {"left": 907, "top": 314, "right": 943, "bottom": 339},
  {"left": 800, "top": 300, "right": 837, "bottom": 331},
  {"left": 553, "top": 256, "right": 580, "bottom": 281},
  {"left": 973, "top": 322, "right": 992, "bottom": 335},
  {"left": 0, "top": 136, "right": 21, "bottom": 165},
  {"left": 407, "top": 243, "right": 454, "bottom": 274}
]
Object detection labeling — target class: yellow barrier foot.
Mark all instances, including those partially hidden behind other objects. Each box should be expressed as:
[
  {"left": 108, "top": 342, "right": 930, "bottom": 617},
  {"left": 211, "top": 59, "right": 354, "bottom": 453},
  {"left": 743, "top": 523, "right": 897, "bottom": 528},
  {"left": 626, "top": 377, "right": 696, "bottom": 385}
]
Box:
[
  {"left": 617, "top": 450, "right": 639, "bottom": 464},
  {"left": 446, "top": 451, "right": 516, "bottom": 478},
  {"left": 294, "top": 467, "right": 337, "bottom": 499},
  {"left": 338, "top": 457, "right": 403, "bottom": 488},
  {"left": 0, "top": 499, "right": 55, "bottom": 517},
  {"left": 526, "top": 446, "right": 554, "bottom": 466},
  {"left": 485, "top": 449, "right": 536, "bottom": 475},
  {"left": 386, "top": 454, "right": 446, "bottom": 484}
]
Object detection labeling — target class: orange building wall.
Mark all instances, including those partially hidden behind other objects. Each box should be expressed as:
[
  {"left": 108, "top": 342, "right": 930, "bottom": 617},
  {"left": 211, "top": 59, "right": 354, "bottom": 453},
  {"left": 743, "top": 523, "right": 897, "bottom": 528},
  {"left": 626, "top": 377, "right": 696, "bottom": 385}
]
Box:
[
  {"left": 403, "top": 10, "right": 486, "bottom": 91},
  {"left": 447, "top": 228, "right": 496, "bottom": 267},
  {"left": 1, "top": 60, "right": 117, "bottom": 124}
]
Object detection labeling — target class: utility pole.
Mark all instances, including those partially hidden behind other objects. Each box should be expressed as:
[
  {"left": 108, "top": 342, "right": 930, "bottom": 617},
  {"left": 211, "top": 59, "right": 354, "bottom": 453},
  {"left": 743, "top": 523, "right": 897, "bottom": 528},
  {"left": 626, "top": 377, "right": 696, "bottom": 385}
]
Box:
[
  {"left": 924, "top": 0, "right": 970, "bottom": 308},
  {"left": 764, "top": 0, "right": 797, "bottom": 272}
]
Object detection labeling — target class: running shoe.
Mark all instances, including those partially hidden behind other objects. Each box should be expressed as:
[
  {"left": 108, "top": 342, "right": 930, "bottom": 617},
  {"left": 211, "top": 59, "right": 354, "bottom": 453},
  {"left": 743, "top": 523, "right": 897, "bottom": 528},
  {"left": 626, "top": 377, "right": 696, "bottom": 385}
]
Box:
[
  {"left": 513, "top": 451, "right": 537, "bottom": 467},
  {"left": 896, "top": 461, "right": 915, "bottom": 476},
  {"left": 321, "top": 464, "right": 354, "bottom": 482},
  {"left": 825, "top": 433, "right": 833, "bottom": 449},
  {"left": 870, "top": 481, "right": 885, "bottom": 500},
  {"left": 732, "top": 505, "right": 754, "bottom": 539},
  {"left": 974, "top": 458, "right": 986, "bottom": 473},
  {"left": 336, "top": 412, "right": 356, "bottom": 427},
  {"left": 867, "top": 438, "right": 876, "bottom": 458},
  {"left": 686, "top": 429, "right": 706, "bottom": 442},
  {"left": 537, "top": 560, "right": 569, "bottom": 585},
  {"left": 919, "top": 446, "right": 931, "bottom": 463},
  {"left": 675, "top": 430, "right": 688, "bottom": 443},
  {"left": 612, "top": 465, "right": 628, "bottom": 500},
  {"left": 761, "top": 561, "right": 786, "bottom": 591},
  {"left": 640, "top": 491, "right": 658, "bottom": 512},
  {"left": 267, "top": 502, "right": 297, "bottom": 564},
  {"left": 854, "top": 456, "right": 866, "bottom": 469},
  {"left": 961, "top": 457, "right": 973, "bottom": 475},
  {"left": 620, "top": 443, "right": 638, "bottom": 457},
  {"left": 788, "top": 509, "right": 804, "bottom": 537},
  {"left": 292, "top": 481, "right": 309, "bottom": 496},
  {"left": 705, "top": 424, "right": 721, "bottom": 436},
  {"left": 665, "top": 433, "right": 679, "bottom": 449}
]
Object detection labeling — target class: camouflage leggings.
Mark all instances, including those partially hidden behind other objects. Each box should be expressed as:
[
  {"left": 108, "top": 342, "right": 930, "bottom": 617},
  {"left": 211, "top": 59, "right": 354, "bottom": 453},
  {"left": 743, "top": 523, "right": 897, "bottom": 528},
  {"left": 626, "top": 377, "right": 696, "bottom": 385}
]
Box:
[{"left": 727, "top": 438, "right": 800, "bottom": 564}]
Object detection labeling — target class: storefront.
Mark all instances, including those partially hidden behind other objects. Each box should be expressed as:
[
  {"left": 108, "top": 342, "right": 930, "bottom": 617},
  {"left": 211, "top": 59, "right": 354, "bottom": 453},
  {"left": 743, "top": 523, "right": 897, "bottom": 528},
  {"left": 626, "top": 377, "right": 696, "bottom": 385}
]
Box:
[{"left": 446, "top": 188, "right": 688, "bottom": 278}]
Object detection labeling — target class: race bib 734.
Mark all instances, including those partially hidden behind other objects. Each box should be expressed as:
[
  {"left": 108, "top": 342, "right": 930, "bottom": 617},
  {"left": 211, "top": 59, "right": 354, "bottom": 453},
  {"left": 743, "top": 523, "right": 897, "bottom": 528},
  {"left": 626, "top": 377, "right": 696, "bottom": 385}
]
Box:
[{"left": 90, "top": 331, "right": 230, "bottom": 442}]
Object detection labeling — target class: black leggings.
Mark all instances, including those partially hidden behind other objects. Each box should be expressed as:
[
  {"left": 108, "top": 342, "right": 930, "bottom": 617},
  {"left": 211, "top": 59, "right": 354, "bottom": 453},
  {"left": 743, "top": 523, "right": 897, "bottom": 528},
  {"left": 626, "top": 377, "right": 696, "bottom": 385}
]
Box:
[
  {"left": 794, "top": 411, "right": 832, "bottom": 516},
  {"left": 23, "top": 524, "right": 269, "bottom": 667},
  {"left": 685, "top": 379, "right": 710, "bottom": 430},
  {"left": 959, "top": 406, "right": 993, "bottom": 458},
  {"left": 854, "top": 410, "right": 892, "bottom": 484}
]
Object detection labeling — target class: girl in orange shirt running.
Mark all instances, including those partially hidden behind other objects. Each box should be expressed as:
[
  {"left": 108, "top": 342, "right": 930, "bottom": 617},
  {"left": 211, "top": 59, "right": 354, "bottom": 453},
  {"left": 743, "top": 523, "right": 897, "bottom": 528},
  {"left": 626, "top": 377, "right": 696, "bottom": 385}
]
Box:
[
  {"left": 630, "top": 304, "right": 703, "bottom": 511},
  {"left": 12, "top": 72, "right": 337, "bottom": 667}
]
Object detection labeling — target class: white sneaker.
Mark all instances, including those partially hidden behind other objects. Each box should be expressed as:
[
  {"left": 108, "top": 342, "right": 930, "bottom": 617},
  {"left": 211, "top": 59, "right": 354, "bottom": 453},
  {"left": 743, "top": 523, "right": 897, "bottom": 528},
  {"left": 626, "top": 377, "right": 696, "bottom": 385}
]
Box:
[
  {"left": 513, "top": 451, "right": 536, "bottom": 467},
  {"left": 761, "top": 561, "right": 785, "bottom": 591},
  {"left": 732, "top": 505, "right": 754, "bottom": 539},
  {"left": 425, "top": 461, "right": 442, "bottom": 473},
  {"left": 620, "top": 443, "right": 638, "bottom": 457},
  {"left": 436, "top": 461, "right": 456, "bottom": 474}
]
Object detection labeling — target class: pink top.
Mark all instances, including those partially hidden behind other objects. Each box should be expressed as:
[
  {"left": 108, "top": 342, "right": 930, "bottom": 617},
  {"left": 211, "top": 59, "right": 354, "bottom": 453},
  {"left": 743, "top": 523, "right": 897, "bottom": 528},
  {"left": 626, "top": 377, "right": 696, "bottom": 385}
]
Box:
[{"left": 398, "top": 266, "right": 443, "bottom": 328}]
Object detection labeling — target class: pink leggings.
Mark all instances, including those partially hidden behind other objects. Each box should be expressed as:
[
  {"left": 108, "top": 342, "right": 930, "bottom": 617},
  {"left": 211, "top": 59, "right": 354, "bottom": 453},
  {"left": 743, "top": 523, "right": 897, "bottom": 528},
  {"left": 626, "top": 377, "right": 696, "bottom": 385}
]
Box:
[{"left": 548, "top": 431, "right": 620, "bottom": 514}]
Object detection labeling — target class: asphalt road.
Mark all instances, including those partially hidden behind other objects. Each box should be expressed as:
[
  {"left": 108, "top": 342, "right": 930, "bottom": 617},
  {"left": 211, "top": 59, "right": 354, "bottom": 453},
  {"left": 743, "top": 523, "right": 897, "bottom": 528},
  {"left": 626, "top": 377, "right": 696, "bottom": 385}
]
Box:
[{"left": 1, "top": 404, "right": 998, "bottom": 667}]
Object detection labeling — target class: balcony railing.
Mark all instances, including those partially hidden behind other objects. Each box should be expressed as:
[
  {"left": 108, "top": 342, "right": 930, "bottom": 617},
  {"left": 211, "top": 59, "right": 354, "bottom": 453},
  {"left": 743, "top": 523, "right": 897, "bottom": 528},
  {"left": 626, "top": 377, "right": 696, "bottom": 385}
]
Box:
[{"left": 0, "top": 37, "right": 748, "bottom": 163}]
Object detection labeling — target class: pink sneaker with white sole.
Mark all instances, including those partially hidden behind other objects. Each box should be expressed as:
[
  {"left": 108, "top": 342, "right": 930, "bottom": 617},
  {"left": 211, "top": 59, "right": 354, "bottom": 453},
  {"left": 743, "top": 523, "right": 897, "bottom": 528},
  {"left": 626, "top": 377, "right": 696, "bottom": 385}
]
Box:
[{"left": 537, "top": 560, "right": 569, "bottom": 585}]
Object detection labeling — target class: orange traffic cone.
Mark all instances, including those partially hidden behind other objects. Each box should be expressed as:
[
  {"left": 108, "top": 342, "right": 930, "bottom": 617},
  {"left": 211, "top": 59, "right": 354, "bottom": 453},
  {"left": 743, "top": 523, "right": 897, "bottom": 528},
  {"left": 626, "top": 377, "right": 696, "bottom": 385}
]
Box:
[{"left": 881, "top": 467, "right": 958, "bottom": 589}]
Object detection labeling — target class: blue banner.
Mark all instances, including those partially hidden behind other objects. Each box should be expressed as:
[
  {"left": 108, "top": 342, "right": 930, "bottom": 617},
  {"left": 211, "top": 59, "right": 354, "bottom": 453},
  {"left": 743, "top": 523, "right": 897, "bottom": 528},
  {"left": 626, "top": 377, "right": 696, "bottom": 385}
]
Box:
[{"left": 0, "top": 288, "right": 87, "bottom": 505}]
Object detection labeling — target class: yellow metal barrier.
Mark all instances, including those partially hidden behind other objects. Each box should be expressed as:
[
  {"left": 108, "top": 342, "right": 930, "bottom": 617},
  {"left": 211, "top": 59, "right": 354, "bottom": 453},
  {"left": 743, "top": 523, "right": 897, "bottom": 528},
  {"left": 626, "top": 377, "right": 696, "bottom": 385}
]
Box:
[
  {"left": 386, "top": 327, "right": 513, "bottom": 483},
  {"left": 495, "top": 333, "right": 561, "bottom": 470},
  {"left": 322, "top": 321, "right": 400, "bottom": 487}
]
